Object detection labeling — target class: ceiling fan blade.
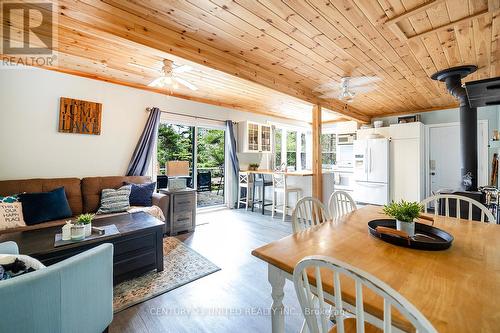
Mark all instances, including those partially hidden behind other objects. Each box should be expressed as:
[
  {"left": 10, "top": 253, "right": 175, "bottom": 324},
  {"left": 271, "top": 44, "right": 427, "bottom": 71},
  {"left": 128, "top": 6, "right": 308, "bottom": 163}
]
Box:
[
  {"left": 148, "top": 77, "right": 164, "bottom": 87},
  {"left": 173, "top": 65, "right": 192, "bottom": 73},
  {"left": 351, "top": 85, "right": 376, "bottom": 93},
  {"left": 314, "top": 82, "right": 338, "bottom": 92},
  {"left": 174, "top": 77, "right": 198, "bottom": 91},
  {"left": 349, "top": 76, "right": 381, "bottom": 87},
  {"left": 148, "top": 76, "right": 173, "bottom": 88}
]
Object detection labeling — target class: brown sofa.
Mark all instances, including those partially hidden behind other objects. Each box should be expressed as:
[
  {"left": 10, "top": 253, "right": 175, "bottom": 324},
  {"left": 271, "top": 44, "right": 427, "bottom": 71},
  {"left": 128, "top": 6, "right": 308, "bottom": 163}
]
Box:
[{"left": 0, "top": 176, "right": 169, "bottom": 234}]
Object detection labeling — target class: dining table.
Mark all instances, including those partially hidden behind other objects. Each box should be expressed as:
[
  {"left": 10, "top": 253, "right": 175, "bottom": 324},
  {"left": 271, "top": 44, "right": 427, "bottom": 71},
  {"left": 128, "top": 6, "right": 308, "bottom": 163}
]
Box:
[{"left": 251, "top": 205, "right": 500, "bottom": 332}]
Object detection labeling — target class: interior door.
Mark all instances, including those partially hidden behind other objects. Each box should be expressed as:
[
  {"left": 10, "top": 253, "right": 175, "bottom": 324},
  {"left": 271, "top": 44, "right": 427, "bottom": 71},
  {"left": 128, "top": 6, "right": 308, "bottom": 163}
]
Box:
[
  {"left": 428, "top": 122, "right": 488, "bottom": 194},
  {"left": 367, "top": 138, "right": 389, "bottom": 183}
]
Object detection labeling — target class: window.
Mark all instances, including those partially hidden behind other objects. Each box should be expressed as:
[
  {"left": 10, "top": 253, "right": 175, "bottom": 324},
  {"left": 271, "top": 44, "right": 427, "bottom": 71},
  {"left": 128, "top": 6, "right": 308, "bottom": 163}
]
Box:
[
  {"left": 287, "top": 131, "right": 297, "bottom": 170},
  {"left": 300, "top": 133, "right": 306, "bottom": 170},
  {"left": 321, "top": 133, "right": 336, "bottom": 169},
  {"left": 274, "top": 127, "right": 311, "bottom": 171},
  {"left": 275, "top": 128, "right": 282, "bottom": 168}
]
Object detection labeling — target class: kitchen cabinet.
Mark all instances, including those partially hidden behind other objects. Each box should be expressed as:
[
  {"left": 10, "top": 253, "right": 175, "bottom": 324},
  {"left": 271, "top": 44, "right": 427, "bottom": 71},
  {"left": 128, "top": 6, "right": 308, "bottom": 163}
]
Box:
[{"left": 238, "top": 121, "right": 273, "bottom": 153}]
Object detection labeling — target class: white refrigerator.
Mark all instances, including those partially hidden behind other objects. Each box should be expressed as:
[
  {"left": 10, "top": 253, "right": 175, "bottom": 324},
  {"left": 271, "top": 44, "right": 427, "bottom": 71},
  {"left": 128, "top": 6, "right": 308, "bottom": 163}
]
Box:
[{"left": 353, "top": 138, "right": 389, "bottom": 205}]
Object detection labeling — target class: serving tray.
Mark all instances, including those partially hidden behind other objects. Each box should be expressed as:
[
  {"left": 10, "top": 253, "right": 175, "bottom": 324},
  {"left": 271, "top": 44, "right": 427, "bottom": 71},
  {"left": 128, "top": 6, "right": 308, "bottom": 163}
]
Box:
[
  {"left": 368, "top": 219, "right": 453, "bottom": 251},
  {"left": 54, "top": 224, "right": 119, "bottom": 247}
]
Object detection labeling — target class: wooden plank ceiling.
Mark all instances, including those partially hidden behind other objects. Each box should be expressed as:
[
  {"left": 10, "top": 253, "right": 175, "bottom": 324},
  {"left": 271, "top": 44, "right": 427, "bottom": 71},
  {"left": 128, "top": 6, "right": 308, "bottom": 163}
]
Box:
[{"left": 3, "top": 0, "right": 499, "bottom": 123}]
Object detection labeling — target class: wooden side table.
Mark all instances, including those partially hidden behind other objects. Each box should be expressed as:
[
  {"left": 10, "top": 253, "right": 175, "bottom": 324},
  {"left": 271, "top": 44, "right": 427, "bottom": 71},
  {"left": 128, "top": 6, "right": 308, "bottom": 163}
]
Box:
[{"left": 158, "top": 188, "right": 196, "bottom": 235}]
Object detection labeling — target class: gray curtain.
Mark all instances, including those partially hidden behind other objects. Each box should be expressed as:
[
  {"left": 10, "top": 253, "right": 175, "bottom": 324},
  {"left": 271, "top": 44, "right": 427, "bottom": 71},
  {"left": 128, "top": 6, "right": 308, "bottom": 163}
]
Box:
[
  {"left": 226, "top": 120, "right": 240, "bottom": 208},
  {"left": 126, "top": 107, "right": 161, "bottom": 176}
]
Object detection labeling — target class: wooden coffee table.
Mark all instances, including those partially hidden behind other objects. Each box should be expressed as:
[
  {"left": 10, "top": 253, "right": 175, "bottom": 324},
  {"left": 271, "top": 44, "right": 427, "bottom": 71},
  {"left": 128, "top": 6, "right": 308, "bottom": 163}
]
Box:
[{"left": 0, "top": 212, "right": 164, "bottom": 284}]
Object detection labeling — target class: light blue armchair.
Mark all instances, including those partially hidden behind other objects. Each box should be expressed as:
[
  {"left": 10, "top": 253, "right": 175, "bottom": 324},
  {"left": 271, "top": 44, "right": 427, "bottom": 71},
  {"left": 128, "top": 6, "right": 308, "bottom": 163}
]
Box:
[{"left": 0, "top": 241, "right": 113, "bottom": 333}]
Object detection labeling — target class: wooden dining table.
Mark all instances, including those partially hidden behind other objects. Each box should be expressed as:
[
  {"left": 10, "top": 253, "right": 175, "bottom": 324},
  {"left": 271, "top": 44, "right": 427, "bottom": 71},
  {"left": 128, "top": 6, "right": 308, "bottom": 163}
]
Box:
[{"left": 251, "top": 205, "right": 500, "bottom": 333}]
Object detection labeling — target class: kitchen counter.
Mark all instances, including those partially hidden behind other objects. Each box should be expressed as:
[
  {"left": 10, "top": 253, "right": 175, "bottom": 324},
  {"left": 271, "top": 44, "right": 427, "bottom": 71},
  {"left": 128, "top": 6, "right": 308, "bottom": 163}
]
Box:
[{"left": 240, "top": 169, "right": 313, "bottom": 176}]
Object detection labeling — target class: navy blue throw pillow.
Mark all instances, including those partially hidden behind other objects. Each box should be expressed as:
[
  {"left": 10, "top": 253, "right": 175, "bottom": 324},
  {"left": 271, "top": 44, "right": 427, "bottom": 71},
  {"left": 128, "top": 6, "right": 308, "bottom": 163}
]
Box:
[
  {"left": 126, "top": 182, "right": 156, "bottom": 207},
  {"left": 19, "top": 187, "right": 72, "bottom": 225}
]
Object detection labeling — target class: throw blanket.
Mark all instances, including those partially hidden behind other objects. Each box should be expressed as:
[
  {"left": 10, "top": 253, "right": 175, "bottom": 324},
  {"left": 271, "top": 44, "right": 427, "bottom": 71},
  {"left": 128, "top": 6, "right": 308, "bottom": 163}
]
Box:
[
  {"left": 0, "top": 254, "right": 45, "bottom": 280},
  {"left": 128, "top": 206, "right": 165, "bottom": 221}
]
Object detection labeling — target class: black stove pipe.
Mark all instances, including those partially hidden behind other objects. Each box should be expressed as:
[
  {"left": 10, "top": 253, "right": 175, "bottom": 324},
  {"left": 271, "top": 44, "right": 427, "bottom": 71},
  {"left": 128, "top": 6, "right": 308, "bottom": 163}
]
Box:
[{"left": 432, "top": 65, "right": 478, "bottom": 191}]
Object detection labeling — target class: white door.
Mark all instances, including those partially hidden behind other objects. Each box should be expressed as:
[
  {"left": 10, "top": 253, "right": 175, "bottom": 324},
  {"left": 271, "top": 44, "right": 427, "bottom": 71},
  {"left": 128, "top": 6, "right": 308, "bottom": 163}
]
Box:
[
  {"left": 428, "top": 122, "right": 488, "bottom": 195},
  {"left": 367, "top": 138, "right": 389, "bottom": 183},
  {"left": 353, "top": 139, "right": 367, "bottom": 181}
]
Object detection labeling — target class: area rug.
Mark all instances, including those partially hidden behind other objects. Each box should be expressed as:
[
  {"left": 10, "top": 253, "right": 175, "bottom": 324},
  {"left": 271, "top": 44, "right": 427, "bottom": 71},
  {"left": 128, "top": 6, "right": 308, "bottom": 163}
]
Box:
[{"left": 113, "top": 237, "right": 220, "bottom": 313}]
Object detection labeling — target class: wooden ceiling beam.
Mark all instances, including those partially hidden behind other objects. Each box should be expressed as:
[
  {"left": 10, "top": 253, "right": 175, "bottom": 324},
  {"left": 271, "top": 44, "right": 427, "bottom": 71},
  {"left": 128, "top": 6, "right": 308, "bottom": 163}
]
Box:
[
  {"left": 408, "top": 10, "right": 493, "bottom": 41},
  {"left": 384, "top": 0, "right": 446, "bottom": 26}
]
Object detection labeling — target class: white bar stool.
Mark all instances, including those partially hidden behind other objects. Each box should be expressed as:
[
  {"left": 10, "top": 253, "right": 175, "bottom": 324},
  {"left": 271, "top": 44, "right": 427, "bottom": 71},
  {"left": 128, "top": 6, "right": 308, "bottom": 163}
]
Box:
[
  {"left": 237, "top": 172, "right": 252, "bottom": 210},
  {"left": 271, "top": 172, "right": 301, "bottom": 221}
]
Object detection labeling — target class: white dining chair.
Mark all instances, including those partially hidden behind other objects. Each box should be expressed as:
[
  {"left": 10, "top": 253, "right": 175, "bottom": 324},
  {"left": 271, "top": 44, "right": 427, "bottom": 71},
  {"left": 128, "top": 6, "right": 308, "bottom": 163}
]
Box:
[
  {"left": 293, "top": 255, "right": 438, "bottom": 333},
  {"left": 292, "top": 197, "right": 329, "bottom": 233},
  {"left": 237, "top": 172, "right": 252, "bottom": 210},
  {"left": 328, "top": 190, "right": 357, "bottom": 221},
  {"left": 420, "top": 194, "right": 495, "bottom": 223},
  {"left": 271, "top": 172, "right": 301, "bottom": 221}
]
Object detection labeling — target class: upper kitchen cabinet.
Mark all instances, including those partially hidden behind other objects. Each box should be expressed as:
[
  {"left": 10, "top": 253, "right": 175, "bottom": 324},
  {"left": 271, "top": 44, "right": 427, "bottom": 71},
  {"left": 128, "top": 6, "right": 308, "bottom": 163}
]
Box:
[{"left": 238, "top": 121, "right": 273, "bottom": 153}]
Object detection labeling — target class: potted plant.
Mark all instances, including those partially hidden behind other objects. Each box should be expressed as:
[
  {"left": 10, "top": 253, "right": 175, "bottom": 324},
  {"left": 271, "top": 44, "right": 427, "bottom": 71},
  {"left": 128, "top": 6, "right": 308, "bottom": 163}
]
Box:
[
  {"left": 76, "top": 213, "right": 95, "bottom": 237},
  {"left": 248, "top": 163, "right": 259, "bottom": 171},
  {"left": 383, "top": 200, "right": 422, "bottom": 237}
]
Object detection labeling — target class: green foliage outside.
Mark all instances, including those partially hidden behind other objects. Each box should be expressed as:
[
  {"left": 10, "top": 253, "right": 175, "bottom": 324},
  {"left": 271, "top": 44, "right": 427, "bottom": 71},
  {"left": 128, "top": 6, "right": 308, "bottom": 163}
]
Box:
[
  {"left": 383, "top": 200, "right": 423, "bottom": 223},
  {"left": 157, "top": 124, "right": 224, "bottom": 175},
  {"left": 287, "top": 131, "right": 297, "bottom": 168},
  {"left": 197, "top": 128, "right": 225, "bottom": 168}
]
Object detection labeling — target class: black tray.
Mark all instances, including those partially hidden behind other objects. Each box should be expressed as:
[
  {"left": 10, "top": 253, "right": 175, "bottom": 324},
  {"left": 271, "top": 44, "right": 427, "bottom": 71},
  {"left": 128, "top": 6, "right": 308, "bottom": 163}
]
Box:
[{"left": 368, "top": 219, "right": 453, "bottom": 251}]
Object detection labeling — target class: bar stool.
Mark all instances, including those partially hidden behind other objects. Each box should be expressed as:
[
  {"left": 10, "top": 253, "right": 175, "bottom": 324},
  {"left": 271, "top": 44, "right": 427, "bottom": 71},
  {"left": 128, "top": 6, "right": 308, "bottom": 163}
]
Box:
[
  {"left": 237, "top": 172, "right": 252, "bottom": 209},
  {"left": 251, "top": 173, "right": 273, "bottom": 214},
  {"left": 271, "top": 172, "right": 301, "bottom": 221}
]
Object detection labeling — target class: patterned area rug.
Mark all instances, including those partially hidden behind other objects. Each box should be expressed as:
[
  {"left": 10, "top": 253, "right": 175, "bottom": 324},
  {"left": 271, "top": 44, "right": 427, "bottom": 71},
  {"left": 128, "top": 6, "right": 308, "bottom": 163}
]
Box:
[{"left": 113, "top": 237, "right": 220, "bottom": 313}]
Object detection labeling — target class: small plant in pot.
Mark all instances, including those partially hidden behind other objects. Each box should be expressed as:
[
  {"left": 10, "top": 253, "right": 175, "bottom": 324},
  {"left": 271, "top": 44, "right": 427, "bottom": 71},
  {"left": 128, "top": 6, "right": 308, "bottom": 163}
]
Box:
[
  {"left": 248, "top": 163, "right": 259, "bottom": 171},
  {"left": 383, "top": 200, "right": 423, "bottom": 237},
  {"left": 77, "top": 213, "right": 95, "bottom": 237}
]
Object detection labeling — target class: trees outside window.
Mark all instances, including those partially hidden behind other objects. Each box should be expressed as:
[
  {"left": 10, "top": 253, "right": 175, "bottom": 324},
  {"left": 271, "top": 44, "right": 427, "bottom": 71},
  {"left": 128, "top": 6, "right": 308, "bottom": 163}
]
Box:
[
  {"left": 287, "top": 131, "right": 297, "bottom": 170},
  {"left": 157, "top": 123, "right": 193, "bottom": 174},
  {"left": 275, "top": 128, "right": 282, "bottom": 168},
  {"left": 321, "top": 133, "right": 336, "bottom": 169}
]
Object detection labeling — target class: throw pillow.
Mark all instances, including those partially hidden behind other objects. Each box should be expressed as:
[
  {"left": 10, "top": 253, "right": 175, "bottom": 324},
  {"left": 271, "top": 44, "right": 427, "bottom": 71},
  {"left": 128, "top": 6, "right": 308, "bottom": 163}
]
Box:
[
  {"left": 19, "top": 187, "right": 72, "bottom": 225},
  {"left": 125, "top": 182, "right": 156, "bottom": 206},
  {"left": 0, "top": 195, "right": 20, "bottom": 203},
  {"left": 97, "top": 185, "right": 132, "bottom": 214},
  {"left": 0, "top": 195, "right": 26, "bottom": 231}
]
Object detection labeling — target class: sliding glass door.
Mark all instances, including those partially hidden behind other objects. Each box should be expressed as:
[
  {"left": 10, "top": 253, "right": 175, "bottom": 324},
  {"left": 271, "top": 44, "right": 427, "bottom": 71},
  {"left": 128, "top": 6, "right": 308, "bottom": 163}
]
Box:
[
  {"left": 156, "top": 122, "right": 225, "bottom": 208},
  {"left": 196, "top": 127, "right": 225, "bottom": 208},
  {"left": 157, "top": 123, "right": 195, "bottom": 189}
]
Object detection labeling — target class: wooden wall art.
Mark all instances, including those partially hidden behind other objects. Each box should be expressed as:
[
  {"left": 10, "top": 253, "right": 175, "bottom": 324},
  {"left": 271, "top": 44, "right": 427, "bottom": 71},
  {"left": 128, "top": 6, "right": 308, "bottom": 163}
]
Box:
[{"left": 59, "top": 97, "right": 102, "bottom": 135}]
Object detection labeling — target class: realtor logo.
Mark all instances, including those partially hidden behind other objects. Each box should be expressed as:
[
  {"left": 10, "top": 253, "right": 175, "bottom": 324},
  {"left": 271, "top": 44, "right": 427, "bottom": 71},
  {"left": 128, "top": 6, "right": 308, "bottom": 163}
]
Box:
[{"left": 1, "top": 1, "right": 57, "bottom": 66}]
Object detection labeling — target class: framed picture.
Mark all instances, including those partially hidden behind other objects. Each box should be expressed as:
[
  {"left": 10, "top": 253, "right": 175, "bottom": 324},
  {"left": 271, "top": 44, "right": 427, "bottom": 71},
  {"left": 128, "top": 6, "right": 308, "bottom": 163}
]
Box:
[
  {"left": 397, "top": 115, "right": 420, "bottom": 124},
  {"left": 59, "top": 97, "right": 102, "bottom": 135}
]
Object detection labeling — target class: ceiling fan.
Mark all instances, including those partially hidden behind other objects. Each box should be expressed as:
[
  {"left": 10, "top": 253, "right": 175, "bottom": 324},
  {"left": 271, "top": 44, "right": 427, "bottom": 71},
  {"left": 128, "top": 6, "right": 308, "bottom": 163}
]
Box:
[
  {"left": 128, "top": 59, "right": 198, "bottom": 91},
  {"left": 316, "top": 76, "right": 380, "bottom": 102}
]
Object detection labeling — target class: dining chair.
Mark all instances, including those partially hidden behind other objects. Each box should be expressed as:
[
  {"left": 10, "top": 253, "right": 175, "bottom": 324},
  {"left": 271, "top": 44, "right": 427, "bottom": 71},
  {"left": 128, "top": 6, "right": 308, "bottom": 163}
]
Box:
[
  {"left": 293, "top": 255, "right": 438, "bottom": 333},
  {"left": 271, "top": 172, "right": 301, "bottom": 221},
  {"left": 292, "top": 197, "right": 329, "bottom": 233},
  {"left": 420, "top": 194, "right": 495, "bottom": 223},
  {"left": 328, "top": 190, "right": 357, "bottom": 221}
]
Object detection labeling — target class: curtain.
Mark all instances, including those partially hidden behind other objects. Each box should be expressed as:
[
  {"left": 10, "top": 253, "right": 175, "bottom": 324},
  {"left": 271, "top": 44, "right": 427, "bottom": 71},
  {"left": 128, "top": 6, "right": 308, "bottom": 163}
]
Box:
[
  {"left": 126, "top": 107, "right": 161, "bottom": 176},
  {"left": 226, "top": 120, "right": 240, "bottom": 208}
]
